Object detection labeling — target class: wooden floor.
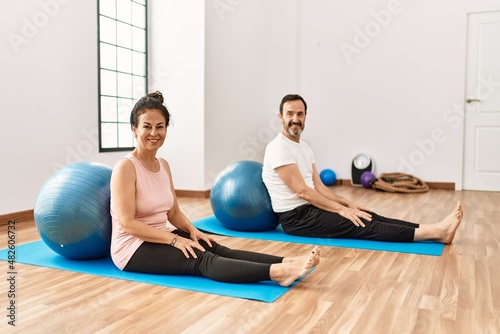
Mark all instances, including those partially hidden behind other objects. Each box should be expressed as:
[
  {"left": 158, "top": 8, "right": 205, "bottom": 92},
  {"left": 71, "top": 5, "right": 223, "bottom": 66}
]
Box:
[{"left": 1, "top": 186, "right": 499, "bottom": 333}]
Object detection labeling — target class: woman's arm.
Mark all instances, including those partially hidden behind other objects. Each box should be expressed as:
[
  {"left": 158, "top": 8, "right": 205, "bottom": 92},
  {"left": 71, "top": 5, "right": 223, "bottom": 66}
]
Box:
[
  {"left": 111, "top": 159, "right": 208, "bottom": 258},
  {"left": 159, "top": 159, "right": 214, "bottom": 246}
]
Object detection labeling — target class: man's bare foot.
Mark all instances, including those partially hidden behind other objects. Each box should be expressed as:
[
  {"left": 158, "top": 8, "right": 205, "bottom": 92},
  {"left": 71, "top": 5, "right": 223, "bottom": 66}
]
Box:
[
  {"left": 271, "top": 246, "right": 319, "bottom": 287},
  {"left": 437, "top": 201, "right": 463, "bottom": 244}
]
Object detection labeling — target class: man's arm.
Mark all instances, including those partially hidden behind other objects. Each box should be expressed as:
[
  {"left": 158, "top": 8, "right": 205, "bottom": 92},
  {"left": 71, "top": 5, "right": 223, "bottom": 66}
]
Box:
[
  {"left": 275, "top": 163, "right": 371, "bottom": 227},
  {"left": 310, "top": 164, "right": 367, "bottom": 210}
]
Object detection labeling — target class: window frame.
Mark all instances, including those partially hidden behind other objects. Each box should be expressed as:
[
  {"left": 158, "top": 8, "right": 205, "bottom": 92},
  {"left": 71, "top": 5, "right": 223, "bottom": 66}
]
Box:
[{"left": 97, "top": 0, "right": 148, "bottom": 152}]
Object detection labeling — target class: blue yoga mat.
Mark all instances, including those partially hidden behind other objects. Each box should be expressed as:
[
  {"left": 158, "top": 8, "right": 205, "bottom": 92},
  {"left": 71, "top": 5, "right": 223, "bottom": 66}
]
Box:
[
  {"left": 0, "top": 241, "right": 309, "bottom": 303},
  {"left": 193, "top": 216, "right": 444, "bottom": 256}
]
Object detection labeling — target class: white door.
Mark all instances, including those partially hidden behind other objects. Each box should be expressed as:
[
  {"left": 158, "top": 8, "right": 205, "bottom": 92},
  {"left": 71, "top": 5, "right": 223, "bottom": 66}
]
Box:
[{"left": 463, "top": 10, "right": 500, "bottom": 191}]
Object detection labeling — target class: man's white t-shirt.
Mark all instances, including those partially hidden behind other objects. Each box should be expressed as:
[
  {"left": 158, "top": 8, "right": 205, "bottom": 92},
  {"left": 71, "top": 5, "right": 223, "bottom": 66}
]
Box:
[{"left": 262, "top": 133, "right": 315, "bottom": 213}]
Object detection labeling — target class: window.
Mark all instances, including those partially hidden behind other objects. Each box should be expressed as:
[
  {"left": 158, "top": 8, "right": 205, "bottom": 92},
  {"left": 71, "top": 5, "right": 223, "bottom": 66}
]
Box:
[{"left": 98, "top": 0, "right": 147, "bottom": 152}]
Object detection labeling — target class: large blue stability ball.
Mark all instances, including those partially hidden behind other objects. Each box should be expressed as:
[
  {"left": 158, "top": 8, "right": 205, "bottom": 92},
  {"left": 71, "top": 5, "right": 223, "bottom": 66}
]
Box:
[
  {"left": 210, "top": 160, "right": 279, "bottom": 231},
  {"left": 320, "top": 169, "right": 337, "bottom": 186},
  {"left": 34, "top": 162, "right": 113, "bottom": 260}
]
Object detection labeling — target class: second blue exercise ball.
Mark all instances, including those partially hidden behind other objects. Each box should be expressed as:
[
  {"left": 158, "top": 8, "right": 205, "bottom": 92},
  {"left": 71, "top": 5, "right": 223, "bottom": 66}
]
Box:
[{"left": 210, "top": 160, "right": 278, "bottom": 231}]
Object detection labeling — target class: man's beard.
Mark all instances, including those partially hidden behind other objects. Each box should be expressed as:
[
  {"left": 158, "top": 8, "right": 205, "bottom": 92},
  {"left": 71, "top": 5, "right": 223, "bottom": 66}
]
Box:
[{"left": 284, "top": 120, "right": 304, "bottom": 137}]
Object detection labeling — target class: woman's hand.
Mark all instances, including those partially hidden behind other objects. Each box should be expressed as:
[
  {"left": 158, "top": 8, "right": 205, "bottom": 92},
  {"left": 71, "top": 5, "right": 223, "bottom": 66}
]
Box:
[
  {"left": 171, "top": 228, "right": 214, "bottom": 258},
  {"left": 338, "top": 206, "right": 372, "bottom": 227},
  {"left": 172, "top": 236, "right": 206, "bottom": 259},
  {"left": 189, "top": 229, "right": 214, "bottom": 248}
]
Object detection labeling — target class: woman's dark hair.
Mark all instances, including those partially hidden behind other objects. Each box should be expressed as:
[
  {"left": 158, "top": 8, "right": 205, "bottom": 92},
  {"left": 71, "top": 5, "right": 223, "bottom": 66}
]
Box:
[
  {"left": 279, "top": 94, "right": 307, "bottom": 115},
  {"left": 130, "top": 91, "right": 171, "bottom": 127}
]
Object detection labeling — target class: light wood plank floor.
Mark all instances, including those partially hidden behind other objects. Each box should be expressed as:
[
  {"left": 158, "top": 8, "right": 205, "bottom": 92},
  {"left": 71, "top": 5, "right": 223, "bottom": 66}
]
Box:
[{"left": 1, "top": 186, "right": 499, "bottom": 333}]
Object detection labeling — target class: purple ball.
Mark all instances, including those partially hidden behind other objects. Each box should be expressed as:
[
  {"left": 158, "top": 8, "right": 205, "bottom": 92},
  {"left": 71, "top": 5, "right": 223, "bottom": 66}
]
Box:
[{"left": 360, "top": 171, "right": 376, "bottom": 188}]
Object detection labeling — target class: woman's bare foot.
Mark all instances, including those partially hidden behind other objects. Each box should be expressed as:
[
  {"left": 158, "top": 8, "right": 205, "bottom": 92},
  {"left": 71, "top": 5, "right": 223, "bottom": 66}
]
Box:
[
  {"left": 271, "top": 246, "right": 319, "bottom": 287},
  {"left": 283, "top": 246, "right": 321, "bottom": 267}
]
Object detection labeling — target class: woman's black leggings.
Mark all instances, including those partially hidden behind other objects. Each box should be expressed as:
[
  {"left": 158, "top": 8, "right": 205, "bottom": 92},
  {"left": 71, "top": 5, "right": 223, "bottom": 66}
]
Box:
[
  {"left": 278, "top": 204, "right": 419, "bottom": 242},
  {"left": 123, "top": 230, "right": 284, "bottom": 283}
]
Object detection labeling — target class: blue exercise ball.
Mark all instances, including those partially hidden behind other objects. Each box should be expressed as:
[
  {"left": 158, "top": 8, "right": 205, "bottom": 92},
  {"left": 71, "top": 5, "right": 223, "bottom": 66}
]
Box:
[
  {"left": 210, "top": 160, "right": 278, "bottom": 231},
  {"left": 34, "top": 162, "right": 113, "bottom": 260},
  {"left": 361, "top": 171, "right": 376, "bottom": 188},
  {"left": 320, "top": 169, "right": 337, "bottom": 186}
]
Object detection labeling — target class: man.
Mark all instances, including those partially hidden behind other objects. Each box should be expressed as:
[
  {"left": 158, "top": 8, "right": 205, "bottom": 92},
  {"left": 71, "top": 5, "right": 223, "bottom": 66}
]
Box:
[{"left": 262, "top": 94, "right": 462, "bottom": 243}]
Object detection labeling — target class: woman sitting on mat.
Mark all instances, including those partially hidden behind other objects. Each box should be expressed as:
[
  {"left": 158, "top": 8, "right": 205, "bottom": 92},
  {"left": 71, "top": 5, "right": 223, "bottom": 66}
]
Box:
[{"left": 110, "top": 91, "right": 320, "bottom": 286}]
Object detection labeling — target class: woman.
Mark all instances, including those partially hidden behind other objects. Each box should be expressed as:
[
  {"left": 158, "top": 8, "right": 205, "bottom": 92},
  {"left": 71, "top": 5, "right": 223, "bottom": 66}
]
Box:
[{"left": 110, "top": 91, "right": 319, "bottom": 286}]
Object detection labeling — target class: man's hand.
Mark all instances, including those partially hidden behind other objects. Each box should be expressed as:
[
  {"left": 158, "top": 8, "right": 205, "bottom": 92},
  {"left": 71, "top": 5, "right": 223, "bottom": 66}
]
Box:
[{"left": 338, "top": 207, "right": 372, "bottom": 227}]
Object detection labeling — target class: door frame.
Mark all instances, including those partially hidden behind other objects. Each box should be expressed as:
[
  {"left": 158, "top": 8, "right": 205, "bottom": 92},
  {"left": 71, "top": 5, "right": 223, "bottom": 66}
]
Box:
[{"left": 458, "top": 4, "right": 500, "bottom": 191}]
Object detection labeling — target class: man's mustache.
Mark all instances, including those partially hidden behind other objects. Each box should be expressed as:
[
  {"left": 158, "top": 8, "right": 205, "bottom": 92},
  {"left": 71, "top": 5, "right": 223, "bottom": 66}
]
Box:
[{"left": 288, "top": 121, "right": 303, "bottom": 127}]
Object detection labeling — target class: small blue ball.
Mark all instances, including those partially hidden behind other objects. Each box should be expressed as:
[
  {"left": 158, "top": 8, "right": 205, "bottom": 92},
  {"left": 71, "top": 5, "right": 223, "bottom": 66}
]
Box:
[{"left": 320, "top": 169, "right": 337, "bottom": 186}]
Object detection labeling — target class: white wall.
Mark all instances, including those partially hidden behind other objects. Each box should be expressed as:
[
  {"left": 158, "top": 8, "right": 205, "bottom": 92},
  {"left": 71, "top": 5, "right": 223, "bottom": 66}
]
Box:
[
  {"left": 149, "top": 0, "right": 206, "bottom": 191},
  {"left": 203, "top": 0, "right": 500, "bottom": 189},
  {"left": 204, "top": 1, "right": 271, "bottom": 185},
  {"left": 0, "top": 0, "right": 208, "bottom": 215},
  {"left": 205, "top": 0, "right": 304, "bottom": 177},
  {"left": 2, "top": 0, "right": 499, "bottom": 215},
  {"left": 1, "top": 0, "right": 123, "bottom": 215},
  {"left": 299, "top": 0, "right": 466, "bottom": 183}
]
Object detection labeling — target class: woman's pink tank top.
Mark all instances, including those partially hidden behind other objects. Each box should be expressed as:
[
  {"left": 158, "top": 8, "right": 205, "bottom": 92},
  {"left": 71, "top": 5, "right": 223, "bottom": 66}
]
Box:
[{"left": 110, "top": 154, "right": 175, "bottom": 270}]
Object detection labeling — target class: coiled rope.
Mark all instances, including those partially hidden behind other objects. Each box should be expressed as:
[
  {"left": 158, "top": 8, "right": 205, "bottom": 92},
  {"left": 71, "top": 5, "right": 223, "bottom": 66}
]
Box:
[{"left": 372, "top": 172, "right": 429, "bottom": 193}]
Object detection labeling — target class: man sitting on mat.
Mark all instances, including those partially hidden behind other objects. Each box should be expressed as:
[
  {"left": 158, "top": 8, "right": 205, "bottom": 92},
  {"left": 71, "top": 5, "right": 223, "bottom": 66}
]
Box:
[{"left": 262, "top": 94, "right": 463, "bottom": 244}]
